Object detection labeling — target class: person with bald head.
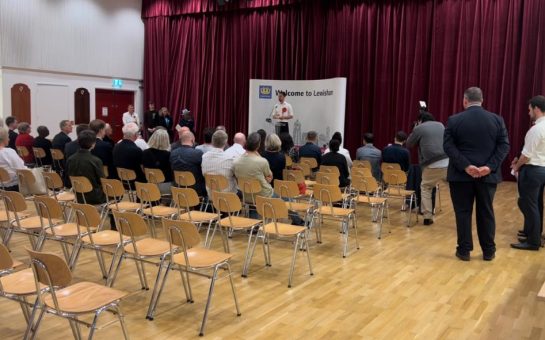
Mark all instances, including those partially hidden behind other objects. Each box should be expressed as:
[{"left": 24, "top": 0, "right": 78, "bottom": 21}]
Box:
[
  {"left": 171, "top": 126, "right": 191, "bottom": 151},
  {"left": 170, "top": 130, "right": 206, "bottom": 197},
  {"left": 224, "top": 132, "right": 246, "bottom": 159}
]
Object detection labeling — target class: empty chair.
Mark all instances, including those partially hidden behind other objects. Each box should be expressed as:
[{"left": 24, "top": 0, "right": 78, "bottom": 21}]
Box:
[
  {"left": 101, "top": 178, "right": 142, "bottom": 215},
  {"left": 117, "top": 167, "right": 137, "bottom": 202},
  {"left": 273, "top": 179, "right": 315, "bottom": 229},
  {"left": 254, "top": 196, "right": 313, "bottom": 288},
  {"left": 382, "top": 169, "right": 417, "bottom": 227},
  {"left": 25, "top": 249, "right": 129, "bottom": 340},
  {"left": 42, "top": 171, "right": 75, "bottom": 220},
  {"left": 350, "top": 176, "right": 389, "bottom": 239},
  {"left": 135, "top": 182, "right": 178, "bottom": 238},
  {"left": 146, "top": 218, "right": 241, "bottom": 336}
]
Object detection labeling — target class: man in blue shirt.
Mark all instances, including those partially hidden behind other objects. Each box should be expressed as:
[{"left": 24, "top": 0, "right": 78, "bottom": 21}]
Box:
[
  {"left": 298, "top": 131, "right": 321, "bottom": 171},
  {"left": 382, "top": 131, "right": 410, "bottom": 172}
]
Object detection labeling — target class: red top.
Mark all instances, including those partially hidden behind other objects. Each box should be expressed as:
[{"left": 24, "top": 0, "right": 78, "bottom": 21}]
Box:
[{"left": 15, "top": 133, "right": 35, "bottom": 163}]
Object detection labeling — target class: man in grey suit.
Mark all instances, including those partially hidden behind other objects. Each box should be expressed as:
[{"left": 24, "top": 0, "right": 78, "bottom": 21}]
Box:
[
  {"left": 356, "top": 133, "right": 382, "bottom": 180},
  {"left": 443, "top": 87, "right": 510, "bottom": 262}
]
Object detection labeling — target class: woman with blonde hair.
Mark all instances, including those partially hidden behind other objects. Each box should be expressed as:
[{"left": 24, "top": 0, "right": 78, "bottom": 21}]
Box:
[
  {"left": 262, "top": 133, "right": 286, "bottom": 181},
  {"left": 142, "top": 129, "right": 173, "bottom": 193}
]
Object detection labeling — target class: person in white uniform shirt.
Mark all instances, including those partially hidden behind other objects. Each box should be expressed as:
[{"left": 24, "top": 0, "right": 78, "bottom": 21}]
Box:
[
  {"left": 323, "top": 131, "right": 353, "bottom": 169},
  {"left": 0, "top": 127, "right": 27, "bottom": 191},
  {"left": 511, "top": 95, "right": 545, "bottom": 251},
  {"left": 271, "top": 91, "right": 294, "bottom": 135},
  {"left": 122, "top": 105, "right": 140, "bottom": 126}
]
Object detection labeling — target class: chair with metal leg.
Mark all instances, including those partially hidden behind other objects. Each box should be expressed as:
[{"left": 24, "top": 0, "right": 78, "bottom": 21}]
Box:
[
  {"left": 382, "top": 169, "right": 417, "bottom": 227},
  {"left": 42, "top": 172, "right": 75, "bottom": 220},
  {"left": 101, "top": 178, "right": 142, "bottom": 229},
  {"left": 25, "top": 249, "right": 129, "bottom": 340},
  {"left": 135, "top": 182, "right": 178, "bottom": 238},
  {"left": 51, "top": 149, "right": 65, "bottom": 176},
  {"left": 237, "top": 177, "right": 261, "bottom": 217},
  {"left": 254, "top": 196, "right": 313, "bottom": 288},
  {"left": 350, "top": 176, "right": 389, "bottom": 239},
  {"left": 273, "top": 179, "right": 316, "bottom": 236},
  {"left": 116, "top": 167, "right": 137, "bottom": 202},
  {"left": 146, "top": 218, "right": 241, "bottom": 337}
]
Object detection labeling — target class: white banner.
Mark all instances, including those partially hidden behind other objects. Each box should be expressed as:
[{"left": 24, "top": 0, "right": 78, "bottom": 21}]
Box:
[{"left": 248, "top": 78, "right": 347, "bottom": 146}]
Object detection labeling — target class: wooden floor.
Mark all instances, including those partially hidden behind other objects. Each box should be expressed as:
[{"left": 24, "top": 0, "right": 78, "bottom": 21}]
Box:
[{"left": 2, "top": 181, "right": 545, "bottom": 339}]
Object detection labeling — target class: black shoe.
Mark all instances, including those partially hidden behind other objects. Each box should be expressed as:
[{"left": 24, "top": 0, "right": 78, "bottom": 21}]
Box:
[
  {"left": 510, "top": 242, "right": 540, "bottom": 251},
  {"left": 517, "top": 230, "right": 527, "bottom": 237},
  {"left": 518, "top": 237, "right": 527, "bottom": 243},
  {"left": 483, "top": 253, "right": 495, "bottom": 261},
  {"left": 455, "top": 251, "right": 470, "bottom": 261},
  {"left": 423, "top": 219, "right": 434, "bottom": 226}
]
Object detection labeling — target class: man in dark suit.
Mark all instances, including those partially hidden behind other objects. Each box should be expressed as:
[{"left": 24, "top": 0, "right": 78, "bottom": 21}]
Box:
[
  {"left": 5, "top": 116, "right": 18, "bottom": 150},
  {"left": 113, "top": 122, "right": 146, "bottom": 185},
  {"left": 89, "top": 119, "right": 115, "bottom": 179},
  {"left": 52, "top": 120, "right": 73, "bottom": 151},
  {"left": 443, "top": 87, "right": 510, "bottom": 261},
  {"left": 298, "top": 131, "right": 322, "bottom": 171},
  {"left": 63, "top": 124, "right": 89, "bottom": 187},
  {"left": 382, "top": 131, "right": 410, "bottom": 172}
]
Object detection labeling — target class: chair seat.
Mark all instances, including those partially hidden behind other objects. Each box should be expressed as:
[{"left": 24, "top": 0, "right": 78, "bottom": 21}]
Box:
[
  {"left": 384, "top": 188, "right": 415, "bottom": 197},
  {"left": 263, "top": 222, "right": 306, "bottom": 236},
  {"left": 179, "top": 211, "right": 218, "bottom": 223},
  {"left": 12, "top": 216, "right": 63, "bottom": 230},
  {"left": 0, "top": 268, "right": 44, "bottom": 295},
  {"left": 81, "top": 230, "right": 129, "bottom": 246},
  {"left": 108, "top": 201, "right": 141, "bottom": 211},
  {"left": 172, "top": 248, "right": 232, "bottom": 268},
  {"left": 55, "top": 191, "right": 75, "bottom": 202},
  {"left": 11, "top": 259, "right": 24, "bottom": 268},
  {"left": 219, "top": 216, "right": 261, "bottom": 229},
  {"left": 43, "top": 282, "right": 127, "bottom": 314},
  {"left": 124, "top": 238, "right": 171, "bottom": 256},
  {"left": 285, "top": 202, "right": 313, "bottom": 212},
  {"left": 356, "top": 196, "right": 387, "bottom": 205},
  {"left": 142, "top": 206, "right": 178, "bottom": 217},
  {"left": 45, "top": 223, "right": 94, "bottom": 237},
  {"left": 318, "top": 206, "right": 355, "bottom": 217}
]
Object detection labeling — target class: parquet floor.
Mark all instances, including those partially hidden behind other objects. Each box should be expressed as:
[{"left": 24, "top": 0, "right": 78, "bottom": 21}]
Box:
[{"left": 2, "top": 181, "right": 545, "bottom": 339}]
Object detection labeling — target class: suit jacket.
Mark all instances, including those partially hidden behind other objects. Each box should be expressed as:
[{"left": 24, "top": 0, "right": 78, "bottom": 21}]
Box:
[
  {"left": 8, "top": 130, "right": 18, "bottom": 150},
  {"left": 298, "top": 142, "right": 322, "bottom": 171},
  {"left": 382, "top": 144, "right": 410, "bottom": 172},
  {"left": 443, "top": 105, "right": 510, "bottom": 183},
  {"left": 321, "top": 152, "right": 350, "bottom": 187},
  {"left": 91, "top": 138, "right": 115, "bottom": 179},
  {"left": 66, "top": 149, "right": 105, "bottom": 205},
  {"left": 52, "top": 132, "right": 71, "bottom": 151},
  {"left": 113, "top": 139, "right": 146, "bottom": 183}
]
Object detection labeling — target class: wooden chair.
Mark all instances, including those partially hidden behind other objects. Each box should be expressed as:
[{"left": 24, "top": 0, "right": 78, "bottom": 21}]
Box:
[
  {"left": 312, "top": 183, "right": 359, "bottom": 257},
  {"left": 299, "top": 157, "right": 318, "bottom": 171},
  {"left": 315, "top": 172, "right": 340, "bottom": 186},
  {"left": 174, "top": 170, "right": 196, "bottom": 188},
  {"left": 135, "top": 182, "right": 178, "bottom": 238},
  {"left": 16, "top": 169, "right": 39, "bottom": 198},
  {"left": 16, "top": 146, "right": 32, "bottom": 165},
  {"left": 0, "top": 168, "right": 11, "bottom": 189},
  {"left": 146, "top": 219, "right": 241, "bottom": 336},
  {"left": 381, "top": 162, "right": 402, "bottom": 174},
  {"left": 69, "top": 203, "right": 129, "bottom": 281},
  {"left": 102, "top": 166, "right": 109, "bottom": 179},
  {"left": 274, "top": 179, "right": 315, "bottom": 229},
  {"left": 352, "top": 167, "right": 373, "bottom": 178},
  {"left": 283, "top": 169, "right": 313, "bottom": 198},
  {"left": 25, "top": 249, "right": 129, "bottom": 340},
  {"left": 319, "top": 165, "right": 340, "bottom": 177},
  {"left": 117, "top": 167, "right": 137, "bottom": 202},
  {"left": 172, "top": 187, "right": 218, "bottom": 247},
  {"left": 108, "top": 211, "right": 172, "bottom": 291},
  {"left": 70, "top": 176, "right": 95, "bottom": 205},
  {"left": 100, "top": 177, "right": 142, "bottom": 232},
  {"left": 237, "top": 177, "right": 262, "bottom": 216},
  {"left": 350, "top": 176, "right": 389, "bottom": 239},
  {"left": 382, "top": 169, "right": 417, "bottom": 227},
  {"left": 211, "top": 191, "right": 262, "bottom": 277},
  {"left": 285, "top": 154, "right": 293, "bottom": 168},
  {"left": 352, "top": 159, "right": 372, "bottom": 169},
  {"left": 42, "top": 171, "right": 75, "bottom": 219},
  {"left": 204, "top": 173, "right": 229, "bottom": 194},
  {"left": 32, "top": 147, "right": 47, "bottom": 168},
  {"left": 145, "top": 168, "right": 166, "bottom": 184},
  {"left": 51, "top": 149, "right": 65, "bottom": 176},
  {"left": 255, "top": 196, "right": 313, "bottom": 287}
]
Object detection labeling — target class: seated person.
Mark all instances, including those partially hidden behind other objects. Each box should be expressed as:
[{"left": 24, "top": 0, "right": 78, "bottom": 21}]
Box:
[
  {"left": 280, "top": 132, "right": 299, "bottom": 163},
  {"left": 324, "top": 132, "right": 353, "bottom": 168},
  {"left": 143, "top": 129, "right": 173, "bottom": 194},
  {"left": 224, "top": 132, "right": 246, "bottom": 159},
  {"left": 113, "top": 122, "right": 146, "bottom": 185},
  {"left": 356, "top": 133, "right": 382, "bottom": 180},
  {"left": 201, "top": 130, "right": 237, "bottom": 196},
  {"left": 298, "top": 131, "right": 321, "bottom": 171},
  {"left": 196, "top": 127, "right": 215, "bottom": 154},
  {"left": 262, "top": 133, "right": 286, "bottom": 181},
  {"left": 67, "top": 130, "right": 106, "bottom": 205},
  {"left": 52, "top": 120, "right": 73, "bottom": 151},
  {"left": 382, "top": 131, "right": 410, "bottom": 172},
  {"left": 33, "top": 126, "right": 53, "bottom": 165},
  {"left": 0, "top": 127, "right": 27, "bottom": 191},
  {"left": 89, "top": 119, "right": 114, "bottom": 179},
  {"left": 170, "top": 130, "right": 206, "bottom": 197},
  {"left": 321, "top": 139, "right": 350, "bottom": 188},
  {"left": 15, "top": 122, "right": 34, "bottom": 164}
]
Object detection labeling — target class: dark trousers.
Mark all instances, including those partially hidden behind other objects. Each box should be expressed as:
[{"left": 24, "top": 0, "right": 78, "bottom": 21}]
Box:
[
  {"left": 449, "top": 181, "right": 497, "bottom": 255},
  {"left": 275, "top": 122, "right": 289, "bottom": 135},
  {"left": 518, "top": 165, "right": 545, "bottom": 246}
]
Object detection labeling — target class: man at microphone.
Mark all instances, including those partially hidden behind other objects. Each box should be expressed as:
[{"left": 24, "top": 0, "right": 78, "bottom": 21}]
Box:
[{"left": 271, "top": 91, "right": 294, "bottom": 135}]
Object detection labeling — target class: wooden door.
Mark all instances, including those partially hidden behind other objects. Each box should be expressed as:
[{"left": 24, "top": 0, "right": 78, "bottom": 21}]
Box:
[
  {"left": 11, "top": 83, "right": 31, "bottom": 123},
  {"left": 95, "top": 89, "right": 135, "bottom": 142},
  {"left": 74, "top": 88, "right": 90, "bottom": 124}
]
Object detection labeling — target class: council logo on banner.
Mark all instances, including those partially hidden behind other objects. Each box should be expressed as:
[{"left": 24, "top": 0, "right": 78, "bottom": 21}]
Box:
[{"left": 259, "top": 85, "right": 272, "bottom": 99}]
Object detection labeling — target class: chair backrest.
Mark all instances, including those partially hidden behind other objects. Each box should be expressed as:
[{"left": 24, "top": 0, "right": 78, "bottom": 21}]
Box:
[
  {"left": 162, "top": 218, "right": 201, "bottom": 250},
  {"left": 2, "top": 190, "right": 28, "bottom": 213},
  {"left": 212, "top": 191, "right": 242, "bottom": 213},
  {"left": 238, "top": 177, "right": 262, "bottom": 204},
  {"left": 101, "top": 178, "right": 125, "bottom": 199},
  {"left": 383, "top": 169, "right": 407, "bottom": 186},
  {"left": 51, "top": 149, "right": 64, "bottom": 161},
  {"left": 117, "top": 167, "right": 137, "bottom": 181},
  {"left": 352, "top": 167, "right": 372, "bottom": 178},
  {"left": 17, "top": 169, "right": 36, "bottom": 186},
  {"left": 204, "top": 173, "right": 229, "bottom": 192},
  {"left": 313, "top": 183, "right": 343, "bottom": 204},
  {"left": 70, "top": 176, "right": 93, "bottom": 194},
  {"left": 256, "top": 196, "right": 289, "bottom": 220},
  {"left": 351, "top": 175, "right": 380, "bottom": 193},
  {"left": 32, "top": 147, "right": 46, "bottom": 160},
  {"left": 71, "top": 203, "right": 101, "bottom": 229},
  {"left": 283, "top": 169, "right": 305, "bottom": 184},
  {"left": 135, "top": 182, "right": 162, "bottom": 203},
  {"left": 0, "top": 243, "right": 14, "bottom": 271},
  {"left": 353, "top": 160, "right": 371, "bottom": 169},
  {"left": 381, "top": 162, "right": 401, "bottom": 172},
  {"left": 171, "top": 187, "right": 200, "bottom": 211},
  {"left": 293, "top": 162, "right": 311, "bottom": 177},
  {"left": 319, "top": 165, "right": 340, "bottom": 176},
  {"left": 273, "top": 179, "right": 300, "bottom": 199},
  {"left": 16, "top": 146, "right": 29, "bottom": 158},
  {"left": 113, "top": 211, "right": 149, "bottom": 237},
  {"left": 145, "top": 168, "right": 166, "bottom": 184},
  {"left": 103, "top": 166, "right": 109, "bottom": 178},
  {"left": 315, "top": 172, "right": 340, "bottom": 186},
  {"left": 27, "top": 249, "right": 72, "bottom": 288},
  {"left": 42, "top": 172, "right": 64, "bottom": 191},
  {"left": 285, "top": 154, "right": 293, "bottom": 168},
  {"left": 174, "top": 171, "right": 196, "bottom": 187},
  {"left": 34, "top": 195, "right": 64, "bottom": 221},
  {"left": 300, "top": 157, "right": 318, "bottom": 169},
  {"left": 0, "top": 168, "right": 10, "bottom": 187}
]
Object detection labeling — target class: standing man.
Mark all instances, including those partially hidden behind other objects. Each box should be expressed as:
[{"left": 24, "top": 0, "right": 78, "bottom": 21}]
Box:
[
  {"left": 122, "top": 104, "right": 140, "bottom": 127},
  {"left": 271, "top": 91, "right": 294, "bottom": 135},
  {"left": 5, "top": 116, "right": 18, "bottom": 150},
  {"left": 510, "top": 95, "right": 545, "bottom": 251},
  {"left": 443, "top": 87, "right": 510, "bottom": 261},
  {"left": 144, "top": 102, "right": 159, "bottom": 138},
  {"left": 406, "top": 111, "right": 449, "bottom": 226}
]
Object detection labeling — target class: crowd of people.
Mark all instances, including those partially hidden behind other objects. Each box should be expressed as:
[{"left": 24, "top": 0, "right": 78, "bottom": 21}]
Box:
[{"left": 0, "top": 87, "right": 544, "bottom": 261}]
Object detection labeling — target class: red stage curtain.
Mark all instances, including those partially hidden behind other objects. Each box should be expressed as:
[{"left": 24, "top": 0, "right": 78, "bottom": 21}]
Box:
[{"left": 142, "top": 0, "right": 545, "bottom": 177}]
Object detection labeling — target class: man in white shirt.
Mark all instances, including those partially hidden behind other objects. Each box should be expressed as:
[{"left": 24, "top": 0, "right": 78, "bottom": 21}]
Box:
[
  {"left": 201, "top": 130, "right": 237, "bottom": 197},
  {"left": 224, "top": 132, "right": 246, "bottom": 159},
  {"left": 271, "top": 91, "right": 294, "bottom": 135},
  {"left": 0, "top": 127, "right": 27, "bottom": 190},
  {"left": 511, "top": 95, "right": 545, "bottom": 251},
  {"left": 324, "top": 132, "right": 353, "bottom": 168},
  {"left": 122, "top": 105, "right": 140, "bottom": 126}
]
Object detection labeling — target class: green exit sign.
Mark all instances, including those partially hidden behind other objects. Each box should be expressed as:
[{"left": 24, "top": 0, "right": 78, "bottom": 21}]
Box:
[{"left": 112, "top": 79, "right": 124, "bottom": 89}]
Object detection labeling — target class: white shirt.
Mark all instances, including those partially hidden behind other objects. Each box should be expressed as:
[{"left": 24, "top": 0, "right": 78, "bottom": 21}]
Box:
[
  {"left": 324, "top": 146, "right": 353, "bottom": 168},
  {"left": 122, "top": 111, "right": 140, "bottom": 126},
  {"left": 201, "top": 148, "right": 237, "bottom": 196},
  {"left": 271, "top": 101, "right": 294, "bottom": 122},
  {"left": 134, "top": 138, "right": 149, "bottom": 151},
  {"left": 0, "top": 147, "right": 27, "bottom": 187},
  {"left": 522, "top": 116, "right": 545, "bottom": 166},
  {"left": 224, "top": 143, "right": 246, "bottom": 160}
]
